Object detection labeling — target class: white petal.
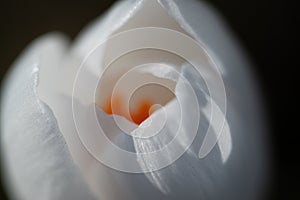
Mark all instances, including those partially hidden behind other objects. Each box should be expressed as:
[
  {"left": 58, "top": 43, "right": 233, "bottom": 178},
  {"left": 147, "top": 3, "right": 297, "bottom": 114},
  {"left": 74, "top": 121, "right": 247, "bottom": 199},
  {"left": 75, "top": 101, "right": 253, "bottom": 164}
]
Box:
[{"left": 1, "top": 33, "right": 97, "bottom": 200}]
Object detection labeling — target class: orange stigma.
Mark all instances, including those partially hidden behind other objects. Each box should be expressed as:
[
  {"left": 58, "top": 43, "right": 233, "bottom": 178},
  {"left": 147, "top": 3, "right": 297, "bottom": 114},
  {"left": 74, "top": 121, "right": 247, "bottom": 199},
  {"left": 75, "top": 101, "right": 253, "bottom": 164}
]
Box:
[{"left": 99, "top": 93, "right": 152, "bottom": 125}]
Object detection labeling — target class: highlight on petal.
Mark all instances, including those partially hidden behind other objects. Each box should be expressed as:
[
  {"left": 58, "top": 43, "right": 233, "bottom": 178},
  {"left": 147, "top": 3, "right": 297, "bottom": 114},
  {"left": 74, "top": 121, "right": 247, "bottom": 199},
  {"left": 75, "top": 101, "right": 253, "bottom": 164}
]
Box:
[{"left": 1, "top": 33, "right": 97, "bottom": 200}]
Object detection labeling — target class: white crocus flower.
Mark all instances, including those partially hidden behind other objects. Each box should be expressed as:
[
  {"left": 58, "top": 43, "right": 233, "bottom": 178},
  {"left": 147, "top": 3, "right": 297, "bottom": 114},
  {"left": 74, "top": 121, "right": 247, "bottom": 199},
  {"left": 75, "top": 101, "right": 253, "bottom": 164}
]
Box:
[{"left": 1, "top": 0, "right": 269, "bottom": 200}]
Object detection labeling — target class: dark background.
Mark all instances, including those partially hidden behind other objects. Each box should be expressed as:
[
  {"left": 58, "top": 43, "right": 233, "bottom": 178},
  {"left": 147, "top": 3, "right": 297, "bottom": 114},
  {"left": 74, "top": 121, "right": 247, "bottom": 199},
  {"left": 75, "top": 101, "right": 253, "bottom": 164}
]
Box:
[{"left": 0, "top": 0, "right": 298, "bottom": 199}]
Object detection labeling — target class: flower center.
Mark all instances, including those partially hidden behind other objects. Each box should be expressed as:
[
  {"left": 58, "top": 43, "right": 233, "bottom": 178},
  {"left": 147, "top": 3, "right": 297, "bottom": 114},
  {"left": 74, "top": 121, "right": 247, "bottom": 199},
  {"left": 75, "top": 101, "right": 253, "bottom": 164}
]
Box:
[
  {"left": 100, "top": 93, "right": 153, "bottom": 125},
  {"left": 95, "top": 52, "right": 180, "bottom": 126}
]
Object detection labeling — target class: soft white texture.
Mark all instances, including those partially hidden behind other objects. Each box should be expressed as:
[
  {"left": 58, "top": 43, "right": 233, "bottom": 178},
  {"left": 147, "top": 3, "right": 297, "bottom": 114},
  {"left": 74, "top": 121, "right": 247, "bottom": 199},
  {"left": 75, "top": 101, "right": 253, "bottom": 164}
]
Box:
[{"left": 1, "top": 33, "right": 97, "bottom": 200}]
